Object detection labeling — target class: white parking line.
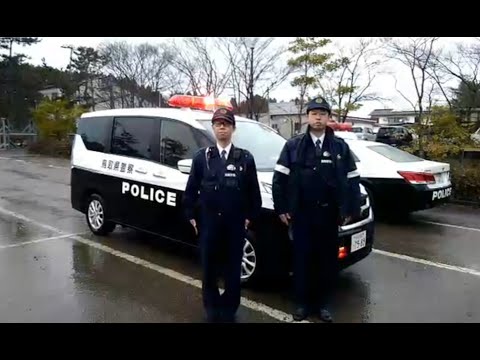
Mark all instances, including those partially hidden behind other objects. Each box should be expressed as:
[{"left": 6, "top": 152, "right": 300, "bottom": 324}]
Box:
[
  {"left": 2, "top": 206, "right": 479, "bottom": 322},
  {"left": 418, "top": 220, "right": 480, "bottom": 233},
  {"left": 70, "top": 234, "right": 303, "bottom": 323},
  {"left": 0, "top": 207, "right": 63, "bottom": 234},
  {"left": 47, "top": 164, "right": 68, "bottom": 169},
  {"left": 0, "top": 156, "right": 68, "bottom": 169},
  {"left": 0, "top": 233, "right": 84, "bottom": 251},
  {"left": 373, "top": 249, "right": 480, "bottom": 277},
  {"left": 0, "top": 206, "right": 306, "bottom": 323}
]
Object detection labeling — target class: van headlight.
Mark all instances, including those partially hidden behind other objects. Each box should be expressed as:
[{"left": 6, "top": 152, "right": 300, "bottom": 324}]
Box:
[{"left": 261, "top": 182, "right": 272, "bottom": 194}]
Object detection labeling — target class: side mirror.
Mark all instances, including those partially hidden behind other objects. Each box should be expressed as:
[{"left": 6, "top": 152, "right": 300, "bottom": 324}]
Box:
[{"left": 177, "top": 159, "right": 192, "bottom": 174}]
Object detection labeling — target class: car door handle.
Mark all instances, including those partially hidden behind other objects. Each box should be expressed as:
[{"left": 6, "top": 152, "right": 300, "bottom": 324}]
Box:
[
  {"left": 153, "top": 172, "right": 166, "bottom": 179},
  {"left": 135, "top": 168, "right": 147, "bottom": 174}
]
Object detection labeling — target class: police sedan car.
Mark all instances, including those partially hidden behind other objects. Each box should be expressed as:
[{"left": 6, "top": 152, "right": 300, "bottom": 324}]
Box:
[
  {"left": 70, "top": 95, "right": 374, "bottom": 286},
  {"left": 337, "top": 135, "right": 452, "bottom": 215}
]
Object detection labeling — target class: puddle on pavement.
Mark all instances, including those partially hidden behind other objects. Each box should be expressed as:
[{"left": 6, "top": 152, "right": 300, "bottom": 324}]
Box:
[
  {"left": 0, "top": 238, "right": 280, "bottom": 323},
  {"left": 0, "top": 216, "right": 57, "bottom": 247}
]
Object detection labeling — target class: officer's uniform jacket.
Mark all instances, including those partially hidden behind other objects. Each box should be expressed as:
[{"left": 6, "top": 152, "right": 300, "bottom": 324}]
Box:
[
  {"left": 183, "top": 144, "right": 262, "bottom": 222},
  {"left": 272, "top": 125, "right": 361, "bottom": 221}
]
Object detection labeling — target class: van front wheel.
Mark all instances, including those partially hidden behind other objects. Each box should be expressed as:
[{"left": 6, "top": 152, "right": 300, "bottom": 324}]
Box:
[{"left": 86, "top": 194, "right": 116, "bottom": 236}]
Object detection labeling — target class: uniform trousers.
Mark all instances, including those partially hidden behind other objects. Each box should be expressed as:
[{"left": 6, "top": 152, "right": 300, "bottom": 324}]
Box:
[
  {"left": 199, "top": 211, "right": 246, "bottom": 318},
  {"left": 291, "top": 204, "right": 339, "bottom": 308}
]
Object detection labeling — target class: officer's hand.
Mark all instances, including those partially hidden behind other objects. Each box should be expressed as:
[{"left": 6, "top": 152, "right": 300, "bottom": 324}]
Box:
[
  {"left": 279, "top": 213, "right": 291, "bottom": 226},
  {"left": 342, "top": 216, "right": 352, "bottom": 225},
  {"left": 245, "top": 219, "right": 250, "bottom": 229},
  {"left": 190, "top": 219, "right": 198, "bottom": 236}
]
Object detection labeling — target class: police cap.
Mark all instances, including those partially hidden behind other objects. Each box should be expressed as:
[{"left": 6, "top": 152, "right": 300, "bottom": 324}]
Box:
[
  {"left": 306, "top": 97, "right": 331, "bottom": 114},
  {"left": 212, "top": 107, "right": 236, "bottom": 126}
]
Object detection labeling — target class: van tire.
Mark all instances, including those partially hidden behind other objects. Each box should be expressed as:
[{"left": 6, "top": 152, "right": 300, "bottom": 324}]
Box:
[
  {"left": 85, "top": 194, "right": 116, "bottom": 236},
  {"left": 241, "top": 230, "right": 289, "bottom": 289}
]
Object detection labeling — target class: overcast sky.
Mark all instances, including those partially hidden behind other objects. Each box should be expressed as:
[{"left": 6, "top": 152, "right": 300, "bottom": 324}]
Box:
[{"left": 14, "top": 37, "right": 478, "bottom": 118}]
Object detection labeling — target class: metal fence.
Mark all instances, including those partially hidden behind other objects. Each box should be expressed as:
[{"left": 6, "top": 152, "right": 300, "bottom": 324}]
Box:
[{"left": 0, "top": 118, "right": 37, "bottom": 149}]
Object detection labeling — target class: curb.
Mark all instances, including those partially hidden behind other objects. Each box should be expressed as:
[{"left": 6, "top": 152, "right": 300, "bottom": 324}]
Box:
[{"left": 450, "top": 199, "right": 480, "bottom": 208}]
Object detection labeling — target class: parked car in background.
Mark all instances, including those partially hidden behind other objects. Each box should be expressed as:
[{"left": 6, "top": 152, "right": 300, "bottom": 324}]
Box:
[
  {"left": 345, "top": 139, "right": 451, "bottom": 216},
  {"left": 352, "top": 126, "right": 376, "bottom": 141},
  {"left": 375, "top": 125, "right": 414, "bottom": 147}
]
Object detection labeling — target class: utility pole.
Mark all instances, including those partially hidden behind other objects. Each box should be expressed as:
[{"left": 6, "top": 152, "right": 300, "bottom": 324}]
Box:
[{"left": 249, "top": 46, "right": 254, "bottom": 120}]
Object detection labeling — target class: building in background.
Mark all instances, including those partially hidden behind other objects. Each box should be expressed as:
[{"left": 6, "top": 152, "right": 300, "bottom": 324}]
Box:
[{"left": 369, "top": 109, "right": 424, "bottom": 126}]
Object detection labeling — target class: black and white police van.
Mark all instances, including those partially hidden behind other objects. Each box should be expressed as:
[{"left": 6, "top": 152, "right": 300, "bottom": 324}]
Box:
[
  {"left": 70, "top": 95, "right": 375, "bottom": 286},
  {"left": 334, "top": 132, "right": 452, "bottom": 215}
]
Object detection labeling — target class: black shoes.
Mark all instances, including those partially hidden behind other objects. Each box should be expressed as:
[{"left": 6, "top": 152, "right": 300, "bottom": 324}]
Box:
[
  {"left": 293, "top": 306, "right": 309, "bottom": 321},
  {"left": 292, "top": 306, "right": 334, "bottom": 322},
  {"left": 318, "top": 308, "right": 333, "bottom": 323}
]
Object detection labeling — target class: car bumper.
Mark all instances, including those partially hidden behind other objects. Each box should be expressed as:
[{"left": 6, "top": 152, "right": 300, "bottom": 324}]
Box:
[
  {"left": 366, "top": 179, "right": 452, "bottom": 213},
  {"left": 416, "top": 184, "right": 452, "bottom": 209},
  {"left": 399, "top": 183, "right": 452, "bottom": 211},
  {"left": 337, "top": 210, "right": 375, "bottom": 269}
]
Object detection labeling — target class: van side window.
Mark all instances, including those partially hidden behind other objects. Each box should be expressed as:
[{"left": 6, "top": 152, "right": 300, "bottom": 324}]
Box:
[
  {"left": 111, "top": 117, "right": 155, "bottom": 160},
  {"left": 160, "top": 120, "right": 200, "bottom": 167},
  {"left": 77, "top": 116, "right": 111, "bottom": 152}
]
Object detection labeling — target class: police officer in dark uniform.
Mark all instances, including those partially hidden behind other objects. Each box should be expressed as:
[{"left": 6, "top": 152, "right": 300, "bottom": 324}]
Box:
[
  {"left": 183, "top": 107, "right": 262, "bottom": 323},
  {"left": 272, "top": 97, "right": 361, "bottom": 322}
]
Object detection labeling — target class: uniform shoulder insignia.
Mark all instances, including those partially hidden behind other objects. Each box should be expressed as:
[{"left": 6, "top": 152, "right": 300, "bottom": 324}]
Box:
[
  {"left": 241, "top": 148, "right": 252, "bottom": 157},
  {"left": 290, "top": 133, "right": 304, "bottom": 140},
  {"left": 194, "top": 147, "right": 206, "bottom": 157},
  {"left": 288, "top": 133, "right": 304, "bottom": 146},
  {"left": 333, "top": 134, "right": 346, "bottom": 143}
]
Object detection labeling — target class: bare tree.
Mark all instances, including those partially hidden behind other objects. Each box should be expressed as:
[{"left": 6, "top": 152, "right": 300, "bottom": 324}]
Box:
[
  {"left": 219, "top": 37, "right": 292, "bottom": 120},
  {"left": 386, "top": 37, "right": 440, "bottom": 155},
  {"left": 435, "top": 41, "right": 480, "bottom": 118},
  {"left": 99, "top": 41, "right": 177, "bottom": 108},
  {"left": 319, "top": 38, "right": 387, "bottom": 122},
  {"left": 425, "top": 58, "right": 453, "bottom": 110},
  {"left": 169, "top": 37, "right": 232, "bottom": 98}
]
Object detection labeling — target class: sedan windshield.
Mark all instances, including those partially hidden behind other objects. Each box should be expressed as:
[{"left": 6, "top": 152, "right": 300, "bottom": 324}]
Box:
[{"left": 198, "top": 120, "right": 286, "bottom": 171}]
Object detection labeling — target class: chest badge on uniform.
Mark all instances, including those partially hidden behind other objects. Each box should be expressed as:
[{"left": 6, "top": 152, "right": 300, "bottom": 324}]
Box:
[
  {"left": 227, "top": 164, "right": 236, "bottom": 171},
  {"left": 239, "top": 166, "right": 243, "bottom": 171},
  {"left": 323, "top": 151, "right": 330, "bottom": 157},
  {"left": 337, "top": 154, "right": 342, "bottom": 160}
]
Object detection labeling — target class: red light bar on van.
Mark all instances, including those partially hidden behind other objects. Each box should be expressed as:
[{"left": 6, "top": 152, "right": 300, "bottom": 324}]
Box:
[
  {"left": 168, "top": 95, "right": 233, "bottom": 111},
  {"left": 328, "top": 121, "right": 352, "bottom": 131},
  {"left": 398, "top": 171, "right": 436, "bottom": 185}
]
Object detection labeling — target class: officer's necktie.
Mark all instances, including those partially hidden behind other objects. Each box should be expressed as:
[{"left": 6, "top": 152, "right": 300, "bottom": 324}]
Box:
[
  {"left": 221, "top": 149, "right": 227, "bottom": 163},
  {"left": 315, "top": 139, "right": 322, "bottom": 157}
]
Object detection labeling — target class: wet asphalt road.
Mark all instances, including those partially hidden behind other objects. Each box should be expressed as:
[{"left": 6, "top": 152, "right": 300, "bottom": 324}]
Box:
[{"left": 1, "top": 149, "right": 480, "bottom": 323}]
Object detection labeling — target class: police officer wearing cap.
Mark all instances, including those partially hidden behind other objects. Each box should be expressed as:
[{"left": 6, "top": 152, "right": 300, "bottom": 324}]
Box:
[
  {"left": 183, "top": 107, "right": 262, "bottom": 323},
  {"left": 272, "top": 97, "right": 361, "bottom": 322}
]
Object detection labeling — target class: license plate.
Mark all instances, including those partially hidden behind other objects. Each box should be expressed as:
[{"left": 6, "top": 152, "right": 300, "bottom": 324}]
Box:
[{"left": 351, "top": 230, "right": 367, "bottom": 253}]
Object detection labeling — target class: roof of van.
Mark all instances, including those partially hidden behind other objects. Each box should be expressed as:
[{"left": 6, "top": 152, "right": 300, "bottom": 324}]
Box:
[{"left": 80, "top": 107, "right": 258, "bottom": 130}]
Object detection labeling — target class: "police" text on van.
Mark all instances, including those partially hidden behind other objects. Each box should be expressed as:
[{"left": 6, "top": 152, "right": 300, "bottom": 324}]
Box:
[{"left": 122, "top": 181, "right": 177, "bottom": 206}]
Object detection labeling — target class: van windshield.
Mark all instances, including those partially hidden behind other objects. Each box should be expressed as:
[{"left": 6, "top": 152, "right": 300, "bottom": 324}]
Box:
[{"left": 198, "top": 120, "right": 286, "bottom": 171}]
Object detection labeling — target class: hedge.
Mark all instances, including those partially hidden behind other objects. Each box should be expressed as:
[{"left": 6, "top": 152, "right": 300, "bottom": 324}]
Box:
[
  {"left": 450, "top": 162, "right": 480, "bottom": 205},
  {"left": 28, "top": 137, "right": 71, "bottom": 159}
]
